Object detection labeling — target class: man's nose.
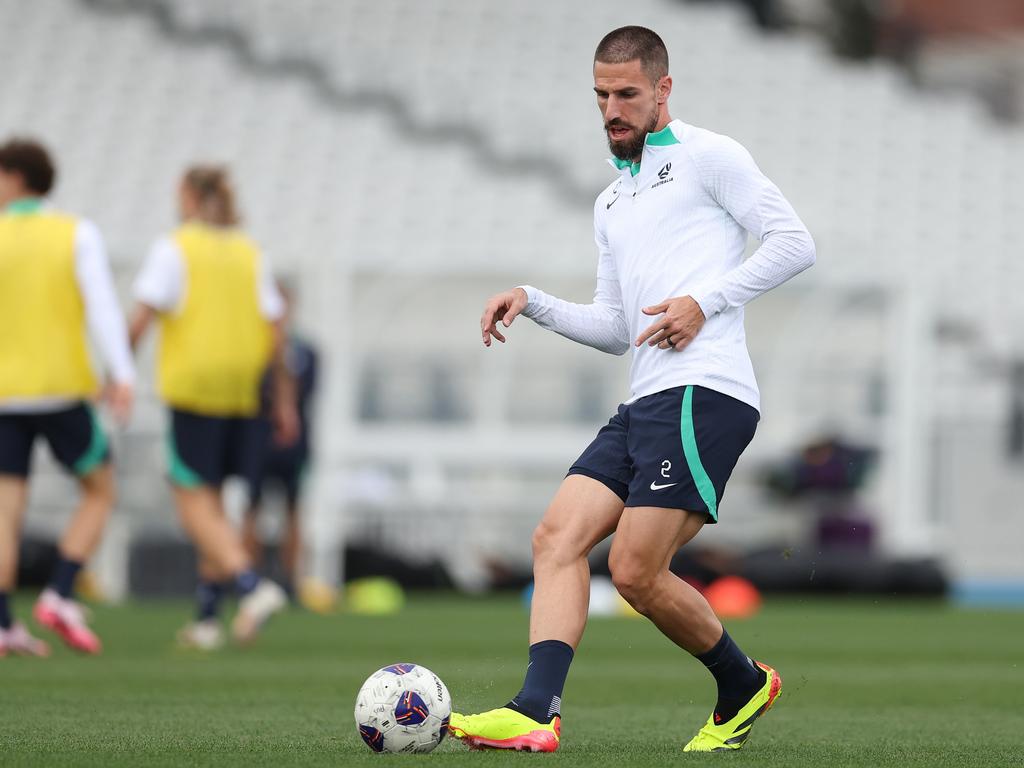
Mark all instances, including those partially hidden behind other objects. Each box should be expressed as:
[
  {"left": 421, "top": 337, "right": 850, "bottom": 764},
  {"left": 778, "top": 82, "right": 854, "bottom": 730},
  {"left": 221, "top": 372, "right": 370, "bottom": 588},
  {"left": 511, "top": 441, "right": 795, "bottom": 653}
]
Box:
[{"left": 603, "top": 97, "right": 622, "bottom": 123}]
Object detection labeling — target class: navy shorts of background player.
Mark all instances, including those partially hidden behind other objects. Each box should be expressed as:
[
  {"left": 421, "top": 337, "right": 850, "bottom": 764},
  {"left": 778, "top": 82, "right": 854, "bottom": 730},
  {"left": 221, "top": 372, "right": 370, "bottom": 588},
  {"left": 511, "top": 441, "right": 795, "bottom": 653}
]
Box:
[{"left": 249, "top": 335, "right": 318, "bottom": 507}]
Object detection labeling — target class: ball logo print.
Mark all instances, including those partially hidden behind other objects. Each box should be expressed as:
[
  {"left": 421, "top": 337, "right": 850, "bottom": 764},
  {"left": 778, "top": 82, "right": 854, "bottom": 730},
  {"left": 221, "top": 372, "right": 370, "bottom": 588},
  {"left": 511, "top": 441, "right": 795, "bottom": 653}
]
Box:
[
  {"left": 355, "top": 663, "right": 452, "bottom": 753},
  {"left": 395, "top": 691, "right": 430, "bottom": 725}
]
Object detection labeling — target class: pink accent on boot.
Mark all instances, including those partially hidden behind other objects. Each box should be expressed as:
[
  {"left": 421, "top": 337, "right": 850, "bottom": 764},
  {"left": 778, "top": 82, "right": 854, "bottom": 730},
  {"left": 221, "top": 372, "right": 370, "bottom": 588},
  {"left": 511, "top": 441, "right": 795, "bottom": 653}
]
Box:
[{"left": 33, "top": 589, "right": 102, "bottom": 655}]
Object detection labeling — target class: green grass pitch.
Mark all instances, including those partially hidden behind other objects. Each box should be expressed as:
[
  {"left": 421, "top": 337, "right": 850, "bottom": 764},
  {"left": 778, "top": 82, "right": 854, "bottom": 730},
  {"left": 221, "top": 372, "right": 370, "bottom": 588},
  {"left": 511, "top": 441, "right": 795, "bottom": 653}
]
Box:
[{"left": 2, "top": 594, "right": 1022, "bottom": 767}]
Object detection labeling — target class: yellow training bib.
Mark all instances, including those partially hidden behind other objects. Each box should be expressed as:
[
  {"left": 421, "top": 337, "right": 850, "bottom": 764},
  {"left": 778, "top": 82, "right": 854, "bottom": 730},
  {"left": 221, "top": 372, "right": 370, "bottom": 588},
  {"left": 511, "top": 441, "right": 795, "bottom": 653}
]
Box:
[
  {"left": 0, "top": 208, "right": 98, "bottom": 400},
  {"left": 157, "top": 223, "right": 273, "bottom": 416}
]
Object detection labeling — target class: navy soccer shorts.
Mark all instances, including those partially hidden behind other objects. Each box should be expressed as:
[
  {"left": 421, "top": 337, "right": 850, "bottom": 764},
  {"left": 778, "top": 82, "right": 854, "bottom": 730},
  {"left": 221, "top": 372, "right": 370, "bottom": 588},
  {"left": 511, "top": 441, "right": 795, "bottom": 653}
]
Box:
[
  {"left": 166, "top": 408, "right": 264, "bottom": 490},
  {"left": 248, "top": 417, "right": 308, "bottom": 509},
  {"left": 0, "top": 403, "right": 110, "bottom": 478},
  {"left": 567, "top": 385, "right": 759, "bottom": 522},
  {"left": 249, "top": 456, "right": 306, "bottom": 509}
]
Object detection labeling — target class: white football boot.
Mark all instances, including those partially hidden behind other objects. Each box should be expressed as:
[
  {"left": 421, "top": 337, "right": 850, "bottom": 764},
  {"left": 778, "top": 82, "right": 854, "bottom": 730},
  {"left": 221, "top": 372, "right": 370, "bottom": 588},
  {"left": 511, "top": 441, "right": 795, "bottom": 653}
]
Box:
[
  {"left": 231, "top": 579, "right": 287, "bottom": 644},
  {"left": 176, "top": 619, "right": 226, "bottom": 651},
  {"left": 0, "top": 622, "right": 51, "bottom": 657}
]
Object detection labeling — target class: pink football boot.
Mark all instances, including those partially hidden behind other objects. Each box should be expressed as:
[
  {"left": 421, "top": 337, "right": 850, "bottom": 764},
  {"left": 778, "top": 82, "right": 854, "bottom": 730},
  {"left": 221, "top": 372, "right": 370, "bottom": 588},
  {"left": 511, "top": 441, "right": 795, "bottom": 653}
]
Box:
[{"left": 33, "top": 588, "right": 102, "bottom": 654}]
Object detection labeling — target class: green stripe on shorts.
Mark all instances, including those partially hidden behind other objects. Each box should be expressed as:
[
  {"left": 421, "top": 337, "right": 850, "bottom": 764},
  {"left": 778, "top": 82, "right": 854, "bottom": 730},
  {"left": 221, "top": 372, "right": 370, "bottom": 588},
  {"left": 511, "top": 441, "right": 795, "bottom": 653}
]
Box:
[
  {"left": 72, "top": 404, "right": 110, "bottom": 476},
  {"left": 680, "top": 385, "right": 718, "bottom": 521},
  {"left": 166, "top": 433, "right": 203, "bottom": 489}
]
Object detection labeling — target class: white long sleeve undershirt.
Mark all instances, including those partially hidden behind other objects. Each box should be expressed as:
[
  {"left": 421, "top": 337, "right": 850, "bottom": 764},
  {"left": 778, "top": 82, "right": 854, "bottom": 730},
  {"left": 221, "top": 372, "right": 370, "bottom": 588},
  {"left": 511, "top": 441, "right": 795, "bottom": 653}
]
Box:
[
  {"left": 687, "top": 137, "right": 816, "bottom": 318},
  {"left": 520, "top": 224, "right": 813, "bottom": 358},
  {"left": 518, "top": 155, "right": 813, "bottom": 355},
  {"left": 519, "top": 276, "right": 630, "bottom": 356},
  {"left": 511, "top": 120, "right": 815, "bottom": 410},
  {"left": 75, "top": 219, "right": 135, "bottom": 385}
]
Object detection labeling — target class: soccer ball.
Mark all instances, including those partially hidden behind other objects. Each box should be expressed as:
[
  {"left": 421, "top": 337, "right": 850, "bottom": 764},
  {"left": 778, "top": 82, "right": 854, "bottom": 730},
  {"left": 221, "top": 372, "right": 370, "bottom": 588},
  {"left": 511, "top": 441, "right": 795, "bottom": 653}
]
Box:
[{"left": 354, "top": 663, "right": 452, "bottom": 753}]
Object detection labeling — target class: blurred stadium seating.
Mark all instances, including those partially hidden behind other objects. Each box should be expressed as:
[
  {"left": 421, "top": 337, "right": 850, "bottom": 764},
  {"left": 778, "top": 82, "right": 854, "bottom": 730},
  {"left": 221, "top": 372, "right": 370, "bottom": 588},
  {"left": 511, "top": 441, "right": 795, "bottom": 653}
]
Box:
[{"left": 2, "top": 0, "right": 1022, "bottom": 598}]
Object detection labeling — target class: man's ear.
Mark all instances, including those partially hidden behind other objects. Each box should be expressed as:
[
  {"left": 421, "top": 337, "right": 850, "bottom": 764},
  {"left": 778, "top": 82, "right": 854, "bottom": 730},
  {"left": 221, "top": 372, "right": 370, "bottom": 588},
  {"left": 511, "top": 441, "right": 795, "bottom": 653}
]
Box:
[{"left": 658, "top": 75, "right": 673, "bottom": 105}]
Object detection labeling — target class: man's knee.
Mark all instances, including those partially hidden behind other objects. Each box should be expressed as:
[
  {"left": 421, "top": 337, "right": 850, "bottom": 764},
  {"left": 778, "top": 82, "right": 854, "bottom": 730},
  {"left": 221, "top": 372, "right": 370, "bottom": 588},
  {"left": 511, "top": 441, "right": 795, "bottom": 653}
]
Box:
[
  {"left": 609, "top": 551, "right": 659, "bottom": 615},
  {"left": 531, "top": 518, "right": 558, "bottom": 561},
  {"left": 532, "top": 517, "right": 586, "bottom": 567}
]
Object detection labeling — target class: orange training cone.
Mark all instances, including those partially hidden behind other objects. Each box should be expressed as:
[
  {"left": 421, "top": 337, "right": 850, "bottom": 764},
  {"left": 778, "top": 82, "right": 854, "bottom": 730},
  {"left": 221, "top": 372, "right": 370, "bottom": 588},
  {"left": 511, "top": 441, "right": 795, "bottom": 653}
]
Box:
[{"left": 704, "top": 575, "right": 762, "bottom": 619}]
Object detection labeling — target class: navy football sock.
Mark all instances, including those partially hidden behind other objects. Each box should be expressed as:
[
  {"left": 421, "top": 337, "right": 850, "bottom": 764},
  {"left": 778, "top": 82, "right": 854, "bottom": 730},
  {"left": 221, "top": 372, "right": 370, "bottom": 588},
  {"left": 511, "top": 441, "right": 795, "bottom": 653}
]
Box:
[
  {"left": 506, "top": 639, "right": 574, "bottom": 724},
  {"left": 0, "top": 592, "right": 11, "bottom": 630},
  {"left": 695, "top": 628, "right": 766, "bottom": 723},
  {"left": 234, "top": 569, "right": 261, "bottom": 597},
  {"left": 50, "top": 557, "right": 84, "bottom": 599},
  {"left": 195, "top": 580, "right": 226, "bottom": 621}
]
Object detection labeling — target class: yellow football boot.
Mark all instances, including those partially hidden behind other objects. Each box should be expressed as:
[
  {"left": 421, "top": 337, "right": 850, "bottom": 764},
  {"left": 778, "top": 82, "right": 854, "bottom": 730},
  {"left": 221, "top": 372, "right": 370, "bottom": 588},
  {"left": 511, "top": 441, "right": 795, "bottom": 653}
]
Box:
[
  {"left": 449, "top": 707, "right": 560, "bottom": 752},
  {"left": 683, "top": 662, "right": 782, "bottom": 752}
]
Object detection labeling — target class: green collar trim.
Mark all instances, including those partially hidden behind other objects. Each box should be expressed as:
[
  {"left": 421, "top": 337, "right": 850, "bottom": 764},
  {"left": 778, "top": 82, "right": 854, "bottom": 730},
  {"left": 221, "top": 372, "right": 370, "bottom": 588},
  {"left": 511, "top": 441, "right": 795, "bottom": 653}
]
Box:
[
  {"left": 645, "top": 123, "right": 679, "bottom": 146},
  {"left": 5, "top": 197, "right": 44, "bottom": 215},
  {"left": 611, "top": 157, "right": 642, "bottom": 177},
  {"left": 610, "top": 124, "right": 680, "bottom": 176}
]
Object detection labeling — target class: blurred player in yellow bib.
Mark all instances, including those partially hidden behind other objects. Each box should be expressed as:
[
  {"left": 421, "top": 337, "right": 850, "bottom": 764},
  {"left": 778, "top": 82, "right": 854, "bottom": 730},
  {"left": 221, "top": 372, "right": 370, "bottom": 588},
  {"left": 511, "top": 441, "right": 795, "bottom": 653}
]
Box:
[
  {"left": 130, "top": 166, "right": 298, "bottom": 650},
  {"left": 0, "top": 139, "right": 134, "bottom": 657}
]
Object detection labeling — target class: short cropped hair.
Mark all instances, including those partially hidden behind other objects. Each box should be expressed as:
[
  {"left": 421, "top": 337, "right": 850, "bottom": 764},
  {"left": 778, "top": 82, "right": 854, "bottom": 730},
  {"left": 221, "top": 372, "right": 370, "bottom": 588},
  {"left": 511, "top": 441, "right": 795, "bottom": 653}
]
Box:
[
  {"left": 0, "top": 138, "right": 56, "bottom": 195},
  {"left": 594, "top": 26, "right": 669, "bottom": 83}
]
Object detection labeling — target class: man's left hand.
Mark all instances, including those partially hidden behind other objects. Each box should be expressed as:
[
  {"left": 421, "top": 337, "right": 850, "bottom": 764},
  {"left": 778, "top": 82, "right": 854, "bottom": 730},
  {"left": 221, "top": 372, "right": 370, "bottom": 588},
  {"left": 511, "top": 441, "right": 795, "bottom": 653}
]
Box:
[{"left": 635, "top": 296, "right": 706, "bottom": 351}]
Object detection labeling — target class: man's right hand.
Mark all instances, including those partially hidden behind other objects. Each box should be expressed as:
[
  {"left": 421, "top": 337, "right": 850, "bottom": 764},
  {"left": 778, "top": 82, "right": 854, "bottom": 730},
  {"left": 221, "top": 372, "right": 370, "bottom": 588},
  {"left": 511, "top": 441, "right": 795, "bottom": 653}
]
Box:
[{"left": 480, "top": 287, "right": 528, "bottom": 347}]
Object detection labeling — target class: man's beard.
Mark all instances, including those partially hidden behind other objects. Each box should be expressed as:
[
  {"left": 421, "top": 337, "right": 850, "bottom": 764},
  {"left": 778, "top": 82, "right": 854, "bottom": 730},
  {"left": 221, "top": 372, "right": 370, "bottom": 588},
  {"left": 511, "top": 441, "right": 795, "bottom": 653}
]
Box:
[{"left": 605, "top": 110, "right": 660, "bottom": 162}]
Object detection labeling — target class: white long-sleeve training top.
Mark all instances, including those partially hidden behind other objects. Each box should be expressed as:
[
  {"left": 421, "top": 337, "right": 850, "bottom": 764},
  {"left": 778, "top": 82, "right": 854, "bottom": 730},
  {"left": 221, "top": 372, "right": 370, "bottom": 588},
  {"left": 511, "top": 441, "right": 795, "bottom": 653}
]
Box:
[
  {"left": 520, "top": 119, "right": 815, "bottom": 412},
  {"left": 0, "top": 212, "right": 135, "bottom": 413}
]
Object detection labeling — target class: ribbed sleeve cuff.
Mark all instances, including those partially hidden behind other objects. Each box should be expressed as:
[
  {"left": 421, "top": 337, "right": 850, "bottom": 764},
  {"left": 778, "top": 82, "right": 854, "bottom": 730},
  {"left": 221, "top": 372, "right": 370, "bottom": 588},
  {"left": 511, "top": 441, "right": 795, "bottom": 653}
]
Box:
[
  {"left": 517, "top": 284, "right": 543, "bottom": 318},
  {"left": 692, "top": 287, "right": 727, "bottom": 319}
]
